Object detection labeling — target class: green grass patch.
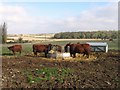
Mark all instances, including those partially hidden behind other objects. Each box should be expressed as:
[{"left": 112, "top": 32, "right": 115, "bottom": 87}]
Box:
[
  {"left": 107, "top": 39, "right": 118, "bottom": 50},
  {"left": 0, "top": 39, "right": 119, "bottom": 56},
  {"left": 25, "top": 67, "right": 73, "bottom": 84}
]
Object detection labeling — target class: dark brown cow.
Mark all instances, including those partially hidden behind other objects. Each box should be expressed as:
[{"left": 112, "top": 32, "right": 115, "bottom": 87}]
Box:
[
  {"left": 33, "top": 44, "right": 52, "bottom": 57},
  {"left": 64, "top": 43, "right": 91, "bottom": 58},
  {"left": 8, "top": 45, "right": 22, "bottom": 55}
]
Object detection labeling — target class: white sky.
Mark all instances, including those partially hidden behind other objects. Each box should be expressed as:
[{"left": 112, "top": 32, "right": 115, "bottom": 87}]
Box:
[{"left": 0, "top": 1, "right": 118, "bottom": 34}]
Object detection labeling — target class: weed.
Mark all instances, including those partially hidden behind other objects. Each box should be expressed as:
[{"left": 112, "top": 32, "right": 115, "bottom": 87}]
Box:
[{"left": 25, "top": 67, "right": 73, "bottom": 84}]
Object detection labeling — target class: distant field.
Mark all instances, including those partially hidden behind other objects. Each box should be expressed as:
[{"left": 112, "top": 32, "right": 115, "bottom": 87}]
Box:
[
  {"left": 0, "top": 39, "right": 119, "bottom": 56},
  {"left": 7, "top": 34, "right": 55, "bottom": 41}
]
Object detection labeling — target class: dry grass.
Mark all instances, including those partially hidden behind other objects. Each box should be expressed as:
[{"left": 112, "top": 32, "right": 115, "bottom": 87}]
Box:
[{"left": 7, "top": 34, "right": 101, "bottom": 42}]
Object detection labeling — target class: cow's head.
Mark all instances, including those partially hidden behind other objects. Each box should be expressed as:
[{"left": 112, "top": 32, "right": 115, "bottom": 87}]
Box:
[
  {"left": 47, "top": 44, "right": 53, "bottom": 51},
  {"left": 8, "top": 46, "right": 12, "bottom": 50},
  {"left": 64, "top": 43, "right": 71, "bottom": 52}
]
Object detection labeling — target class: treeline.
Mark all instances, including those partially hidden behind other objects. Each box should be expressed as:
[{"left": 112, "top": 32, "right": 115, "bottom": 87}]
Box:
[{"left": 54, "top": 31, "right": 118, "bottom": 39}]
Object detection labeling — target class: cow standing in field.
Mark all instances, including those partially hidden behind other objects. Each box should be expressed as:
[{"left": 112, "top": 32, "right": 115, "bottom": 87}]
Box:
[
  {"left": 33, "top": 44, "right": 52, "bottom": 57},
  {"left": 52, "top": 45, "right": 62, "bottom": 52},
  {"left": 8, "top": 45, "right": 22, "bottom": 55},
  {"left": 64, "top": 43, "right": 91, "bottom": 58}
]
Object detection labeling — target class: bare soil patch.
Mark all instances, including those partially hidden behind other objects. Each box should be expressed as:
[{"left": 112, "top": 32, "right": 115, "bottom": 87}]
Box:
[{"left": 2, "top": 50, "right": 119, "bottom": 88}]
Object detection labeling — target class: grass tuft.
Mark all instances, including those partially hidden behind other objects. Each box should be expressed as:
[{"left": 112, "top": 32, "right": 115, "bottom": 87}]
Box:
[{"left": 25, "top": 67, "right": 73, "bottom": 84}]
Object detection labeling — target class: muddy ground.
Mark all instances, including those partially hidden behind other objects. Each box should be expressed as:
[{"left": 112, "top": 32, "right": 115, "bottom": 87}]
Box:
[{"left": 2, "top": 50, "right": 120, "bottom": 89}]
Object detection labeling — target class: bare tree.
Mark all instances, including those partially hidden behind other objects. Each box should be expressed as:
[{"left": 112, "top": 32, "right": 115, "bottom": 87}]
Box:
[
  {"left": 0, "top": 25, "right": 2, "bottom": 43},
  {"left": 0, "top": 22, "right": 7, "bottom": 44}
]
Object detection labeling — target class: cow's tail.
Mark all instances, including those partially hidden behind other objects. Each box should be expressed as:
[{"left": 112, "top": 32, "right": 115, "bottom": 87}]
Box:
[
  {"left": 33, "top": 45, "right": 37, "bottom": 55},
  {"left": 84, "top": 48, "right": 90, "bottom": 58},
  {"left": 32, "top": 45, "right": 35, "bottom": 52}
]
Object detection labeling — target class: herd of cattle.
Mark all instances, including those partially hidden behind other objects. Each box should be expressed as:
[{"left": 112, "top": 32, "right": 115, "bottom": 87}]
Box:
[{"left": 7, "top": 43, "right": 91, "bottom": 58}]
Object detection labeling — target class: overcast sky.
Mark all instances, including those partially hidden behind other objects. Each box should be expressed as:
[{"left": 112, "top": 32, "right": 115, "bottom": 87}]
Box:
[{"left": 0, "top": 1, "right": 118, "bottom": 34}]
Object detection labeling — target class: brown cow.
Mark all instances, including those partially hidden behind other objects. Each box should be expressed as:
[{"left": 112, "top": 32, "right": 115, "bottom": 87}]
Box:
[
  {"left": 33, "top": 44, "right": 52, "bottom": 57},
  {"left": 8, "top": 45, "right": 22, "bottom": 55},
  {"left": 64, "top": 43, "right": 91, "bottom": 58},
  {"left": 52, "top": 45, "right": 62, "bottom": 52}
]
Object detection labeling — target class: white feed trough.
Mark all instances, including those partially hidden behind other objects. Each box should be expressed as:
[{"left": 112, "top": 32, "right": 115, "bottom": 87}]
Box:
[
  {"left": 86, "top": 42, "right": 108, "bottom": 53},
  {"left": 47, "top": 52, "right": 71, "bottom": 59}
]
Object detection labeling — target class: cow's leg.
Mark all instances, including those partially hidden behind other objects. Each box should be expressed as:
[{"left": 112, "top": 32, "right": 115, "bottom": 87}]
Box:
[
  {"left": 85, "top": 50, "right": 89, "bottom": 58},
  {"left": 73, "top": 53, "right": 76, "bottom": 58},
  {"left": 19, "top": 50, "right": 21, "bottom": 55},
  {"left": 70, "top": 53, "right": 72, "bottom": 57},
  {"left": 45, "top": 52, "right": 47, "bottom": 58},
  {"left": 12, "top": 51, "right": 15, "bottom": 55},
  {"left": 44, "top": 50, "right": 48, "bottom": 58},
  {"left": 34, "top": 51, "right": 37, "bottom": 56},
  {"left": 83, "top": 52, "right": 85, "bottom": 57},
  {"left": 86, "top": 52, "right": 89, "bottom": 58},
  {"left": 87, "top": 54, "right": 89, "bottom": 58}
]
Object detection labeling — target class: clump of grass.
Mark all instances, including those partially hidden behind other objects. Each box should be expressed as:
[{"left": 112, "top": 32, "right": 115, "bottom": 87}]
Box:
[{"left": 25, "top": 67, "right": 73, "bottom": 84}]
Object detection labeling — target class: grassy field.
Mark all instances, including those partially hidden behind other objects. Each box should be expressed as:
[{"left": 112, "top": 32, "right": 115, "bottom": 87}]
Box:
[
  {"left": 0, "top": 39, "right": 119, "bottom": 56},
  {"left": 2, "top": 39, "right": 119, "bottom": 88}
]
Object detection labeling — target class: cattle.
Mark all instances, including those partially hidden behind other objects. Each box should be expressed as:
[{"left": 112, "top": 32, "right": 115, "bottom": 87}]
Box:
[
  {"left": 33, "top": 44, "right": 52, "bottom": 57},
  {"left": 52, "top": 45, "right": 62, "bottom": 52},
  {"left": 64, "top": 43, "right": 91, "bottom": 58},
  {"left": 8, "top": 45, "right": 22, "bottom": 55}
]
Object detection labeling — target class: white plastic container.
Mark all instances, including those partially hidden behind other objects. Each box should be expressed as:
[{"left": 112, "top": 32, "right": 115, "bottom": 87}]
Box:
[{"left": 48, "top": 52, "right": 70, "bottom": 59}]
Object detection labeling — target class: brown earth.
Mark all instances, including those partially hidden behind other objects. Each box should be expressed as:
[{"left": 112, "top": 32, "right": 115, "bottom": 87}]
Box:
[{"left": 2, "top": 50, "right": 120, "bottom": 89}]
